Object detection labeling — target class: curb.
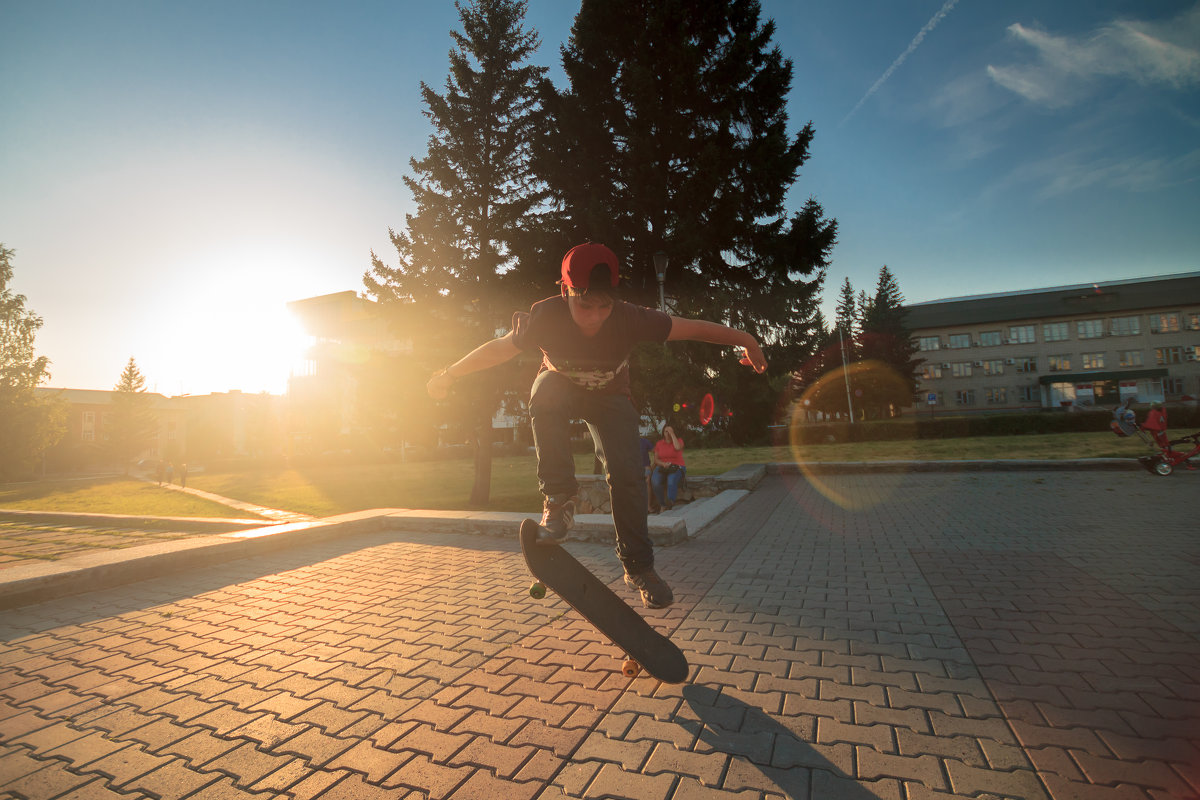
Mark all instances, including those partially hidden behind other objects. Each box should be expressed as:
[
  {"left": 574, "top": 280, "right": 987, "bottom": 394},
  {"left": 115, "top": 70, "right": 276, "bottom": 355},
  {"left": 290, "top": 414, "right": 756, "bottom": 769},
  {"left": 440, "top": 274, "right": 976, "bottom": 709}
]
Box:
[
  {"left": 0, "top": 509, "right": 402, "bottom": 611},
  {"left": 765, "top": 458, "right": 1136, "bottom": 473},
  {"left": 0, "top": 492, "right": 749, "bottom": 611}
]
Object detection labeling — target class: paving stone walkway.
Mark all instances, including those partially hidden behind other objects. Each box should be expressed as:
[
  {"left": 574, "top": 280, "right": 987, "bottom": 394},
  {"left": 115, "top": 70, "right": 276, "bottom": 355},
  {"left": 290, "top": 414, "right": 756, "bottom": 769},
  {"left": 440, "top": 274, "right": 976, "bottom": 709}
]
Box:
[{"left": 0, "top": 470, "right": 1196, "bottom": 799}]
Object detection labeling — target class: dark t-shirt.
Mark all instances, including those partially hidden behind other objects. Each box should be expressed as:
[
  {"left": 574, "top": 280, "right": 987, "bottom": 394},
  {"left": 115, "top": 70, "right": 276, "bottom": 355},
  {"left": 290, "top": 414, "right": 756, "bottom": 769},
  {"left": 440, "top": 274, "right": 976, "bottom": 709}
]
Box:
[{"left": 511, "top": 296, "right": 672, "bottom": 396}]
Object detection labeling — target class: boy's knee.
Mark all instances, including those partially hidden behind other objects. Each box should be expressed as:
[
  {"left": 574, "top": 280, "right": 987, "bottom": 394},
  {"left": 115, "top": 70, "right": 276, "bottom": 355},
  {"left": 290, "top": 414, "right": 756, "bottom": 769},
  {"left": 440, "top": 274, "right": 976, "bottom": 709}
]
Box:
[{"left": 529, "top": 373, "right": 572, "bottom": 416}]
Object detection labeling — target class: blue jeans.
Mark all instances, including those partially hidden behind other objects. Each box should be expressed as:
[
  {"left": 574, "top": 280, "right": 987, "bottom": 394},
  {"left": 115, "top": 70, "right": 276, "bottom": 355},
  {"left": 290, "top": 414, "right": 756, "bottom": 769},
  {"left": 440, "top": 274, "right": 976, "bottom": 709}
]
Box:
[
  {"left": 529, "top": 370, "right": 653, "bottom": 572},
  {"left": 651, "top": 465, "right": 686, "bottom": 507}
]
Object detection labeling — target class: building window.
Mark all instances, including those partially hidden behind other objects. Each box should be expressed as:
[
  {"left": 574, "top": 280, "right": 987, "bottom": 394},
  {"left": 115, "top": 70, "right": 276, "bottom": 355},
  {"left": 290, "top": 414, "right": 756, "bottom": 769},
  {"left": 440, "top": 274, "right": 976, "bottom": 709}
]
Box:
[
  {"left": 1008, "top": 325, "right": 1035, "bottom": 344},
  {"left": 1110, "top": 316, "right": 1141, "bottom": 336},
  {"left": 1015, "top": 357, "right": 1037, "bottom": 374},
  {"left": 1149, "top": 312, "right": 1181, "bottom": 334},
  {"left": 948, "top": 334, "right": 971, "bottom": 349},
  {"left": 985, "top": 387, "right": 1008, "bottom": 404},
  {"left": 1156, "top": 346, "right": 1183, "bottom": 365},
  {"left": 921, "top": 364, "right": 942, "bottom": 379},
  {"left": 1164, "top": 377, "right": 1184, "bottom": 395},
  {"left": 917, "top": 336, "right": 941, "bottom": 352},
  {"left": 1043, "top": 322, "right": 1070, "bottom": 342},
  {"left": 1018, "top": 385, "right": 1038, "bottom": 403},
  {"left": 1048, "top": 354, "right": 1072, "bottom": 372},
  {"left": 1188, "top": 312, "right": 1200, "bottom": 331},
  {"left": 1118, "top": 350, "right": 1143, "bottom": 367},
  {"left": 1081, "top": 352, "right": 1105, "bottom": 370},
  {"left": 982, "top": 360, "right": 1004, "bottom": 376},
  {"left": 1190, "top": 345, "right": 1200, "bottom": 362},
  {"left": 1076, "top": 319, "right": 1104, "bottom": 339},
  {"left": 950, "top": 362, "right": 973, "bottom": 378},
  {"left": 979, "top": 330, "right": 1002, "bottom": 347},
  {"left": 955, "top": 389, "right": 976, "bottom": 406}
]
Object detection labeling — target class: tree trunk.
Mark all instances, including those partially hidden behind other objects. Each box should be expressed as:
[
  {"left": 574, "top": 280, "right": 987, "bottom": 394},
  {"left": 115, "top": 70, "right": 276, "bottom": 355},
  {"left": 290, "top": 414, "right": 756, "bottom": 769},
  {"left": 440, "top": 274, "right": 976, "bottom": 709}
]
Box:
[{"left": 469, "top": 415, "right": 493, "bottom": 509}]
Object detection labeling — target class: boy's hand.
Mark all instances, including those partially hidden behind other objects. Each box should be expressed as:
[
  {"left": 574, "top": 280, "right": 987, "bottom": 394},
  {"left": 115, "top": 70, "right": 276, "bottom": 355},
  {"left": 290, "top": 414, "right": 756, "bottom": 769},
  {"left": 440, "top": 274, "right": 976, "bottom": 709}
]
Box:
[
  {"left": 739, "top": 341, "right": 768, "bottom": 373},
  {"left": 427, "top": 370, "right": 454, "bottom": 399}
]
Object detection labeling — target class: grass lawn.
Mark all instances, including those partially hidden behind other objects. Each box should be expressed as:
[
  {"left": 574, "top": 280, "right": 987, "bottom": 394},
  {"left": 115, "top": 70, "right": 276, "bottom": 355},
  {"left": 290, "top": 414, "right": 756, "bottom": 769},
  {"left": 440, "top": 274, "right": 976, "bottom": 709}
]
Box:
[
  {"left": 0, "top": 477, "right": 257, "bottom": 518},
  {"left": 685, "top": 430, "right": 1133, "bottom": 474},
  {"left": 2, "top": 430, "right": 1139, "bottom": 519}
]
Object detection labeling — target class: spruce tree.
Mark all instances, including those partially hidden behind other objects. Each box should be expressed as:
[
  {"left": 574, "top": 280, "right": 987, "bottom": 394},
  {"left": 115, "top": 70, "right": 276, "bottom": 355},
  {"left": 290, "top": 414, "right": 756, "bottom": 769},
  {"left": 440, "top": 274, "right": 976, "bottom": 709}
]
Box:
[
  {"left": 537, "top": 0, "right": 836, "bottom": 436},
  {"left": 108, "top": 357, "right": 157, "bottom": 472},
  {"left": 858, "top": 265, "right": 920, "bottom": 417},
  {"left": 0, "top": 244, "right": 65, "bottom": 479},
  {"left": 364, "top": 0, "right": 547, "bottom": 506}
]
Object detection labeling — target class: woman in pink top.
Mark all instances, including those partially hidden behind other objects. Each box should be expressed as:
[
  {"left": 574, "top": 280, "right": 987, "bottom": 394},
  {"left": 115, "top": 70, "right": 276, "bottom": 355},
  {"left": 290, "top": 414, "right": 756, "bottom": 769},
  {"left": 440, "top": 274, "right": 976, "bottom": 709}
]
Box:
[{"left": 651, "top": 424, "right": 686, "bottom": 510}]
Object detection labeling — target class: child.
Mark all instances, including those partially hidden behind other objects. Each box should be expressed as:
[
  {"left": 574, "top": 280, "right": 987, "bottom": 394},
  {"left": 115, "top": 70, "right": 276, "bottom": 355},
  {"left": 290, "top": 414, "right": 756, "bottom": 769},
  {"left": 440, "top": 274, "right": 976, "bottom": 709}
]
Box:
[{"left": 427, "top": 243, "right": 766, "bottom": 608}]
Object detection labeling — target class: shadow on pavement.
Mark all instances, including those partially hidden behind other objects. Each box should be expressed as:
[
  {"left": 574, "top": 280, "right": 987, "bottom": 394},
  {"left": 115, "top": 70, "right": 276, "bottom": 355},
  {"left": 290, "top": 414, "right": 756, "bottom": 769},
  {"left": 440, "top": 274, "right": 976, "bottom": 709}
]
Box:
[{"left": 683, "top": 684, "right": 886, "bottom": 800}]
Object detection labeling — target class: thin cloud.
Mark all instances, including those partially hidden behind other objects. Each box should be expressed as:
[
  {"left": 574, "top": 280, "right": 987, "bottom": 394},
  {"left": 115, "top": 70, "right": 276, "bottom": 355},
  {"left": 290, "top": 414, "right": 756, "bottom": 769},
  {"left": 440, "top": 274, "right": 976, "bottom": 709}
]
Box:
[
  {"left": 988, "top": 6, "right": 1200, "bottom": 107},
  {"left": 840, "top": 0, "right": 961, "bottom": 127},
  {"left": 990, "top": 146, "right": 1200, "bottom": 201}
]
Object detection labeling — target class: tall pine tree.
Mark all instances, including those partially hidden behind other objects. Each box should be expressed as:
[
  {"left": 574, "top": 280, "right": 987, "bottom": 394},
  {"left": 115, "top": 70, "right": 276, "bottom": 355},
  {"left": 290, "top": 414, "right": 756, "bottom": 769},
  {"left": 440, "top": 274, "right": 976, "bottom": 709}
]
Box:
[
  {"left": 536, "top": 0, "right": 836, "bottom": 436},
  {"left": 858, "top": 265, "right": 920, "bottom": 417},
  {"left": 365, "top": 0, "right": 547, "bottom": 505}
]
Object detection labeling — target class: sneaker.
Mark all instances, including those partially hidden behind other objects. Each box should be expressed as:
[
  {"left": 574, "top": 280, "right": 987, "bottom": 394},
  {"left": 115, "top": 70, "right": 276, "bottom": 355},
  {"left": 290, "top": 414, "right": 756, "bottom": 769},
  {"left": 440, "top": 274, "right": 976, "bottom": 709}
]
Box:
[
  {"left": 624, "top": 568, "right": 674, "bottom": 609},
  {"left": 539, "top": 495, "right": 576, "bottom": 543}
]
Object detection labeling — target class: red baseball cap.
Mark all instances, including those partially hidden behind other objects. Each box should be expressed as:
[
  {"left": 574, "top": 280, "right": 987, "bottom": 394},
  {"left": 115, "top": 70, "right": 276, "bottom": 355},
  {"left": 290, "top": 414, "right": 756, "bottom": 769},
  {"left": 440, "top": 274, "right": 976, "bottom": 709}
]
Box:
[{"left": 560, "top": 243, "right": 620, "bottom": 296}]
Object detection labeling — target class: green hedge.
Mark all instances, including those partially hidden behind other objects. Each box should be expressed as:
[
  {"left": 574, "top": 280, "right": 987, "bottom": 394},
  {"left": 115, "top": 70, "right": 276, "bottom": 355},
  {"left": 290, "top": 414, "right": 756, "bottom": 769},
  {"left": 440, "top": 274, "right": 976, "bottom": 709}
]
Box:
[{"left": 791, "top": 405, "right": 1200, "bottom": 445}]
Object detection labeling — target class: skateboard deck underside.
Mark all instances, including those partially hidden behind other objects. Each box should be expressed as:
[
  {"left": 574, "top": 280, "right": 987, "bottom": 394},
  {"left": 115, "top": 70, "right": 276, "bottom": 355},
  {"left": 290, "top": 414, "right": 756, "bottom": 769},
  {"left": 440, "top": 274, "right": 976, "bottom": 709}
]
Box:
[{"left": 519, "top": 519, "right": 688, "bottom": 683}]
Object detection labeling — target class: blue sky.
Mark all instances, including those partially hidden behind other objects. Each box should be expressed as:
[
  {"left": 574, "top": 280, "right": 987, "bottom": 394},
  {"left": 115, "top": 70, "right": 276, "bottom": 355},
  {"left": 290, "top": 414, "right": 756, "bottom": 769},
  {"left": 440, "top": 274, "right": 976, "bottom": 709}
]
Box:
[{"left": 2, "top": 0, "right": 1197, "bottom": 395}]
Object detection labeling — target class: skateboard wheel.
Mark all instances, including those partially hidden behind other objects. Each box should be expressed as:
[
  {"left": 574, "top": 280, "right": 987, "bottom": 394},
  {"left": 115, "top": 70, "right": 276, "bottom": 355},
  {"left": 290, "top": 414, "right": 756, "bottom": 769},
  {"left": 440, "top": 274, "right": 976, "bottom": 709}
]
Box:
[
  {"left": 621, "top": 659, "right": 641, "bottom": 678},
  {"left": 529, "top": 581, "right": 547, "bottom": 599}
]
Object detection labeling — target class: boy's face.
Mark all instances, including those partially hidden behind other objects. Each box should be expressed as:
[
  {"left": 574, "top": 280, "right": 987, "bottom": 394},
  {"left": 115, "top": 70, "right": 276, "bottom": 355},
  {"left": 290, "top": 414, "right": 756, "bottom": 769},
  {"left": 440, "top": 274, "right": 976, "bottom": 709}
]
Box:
[{"left": 566, "top": 293, "right": 614, "bottom": 337}]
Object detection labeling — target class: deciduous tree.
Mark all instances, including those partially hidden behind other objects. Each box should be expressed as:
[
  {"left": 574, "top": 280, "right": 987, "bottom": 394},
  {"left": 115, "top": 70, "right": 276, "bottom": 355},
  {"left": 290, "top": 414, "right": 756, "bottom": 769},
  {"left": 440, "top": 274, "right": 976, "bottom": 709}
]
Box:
[{"left": 0, "top": 244, "right": 65, "bottom": 480}]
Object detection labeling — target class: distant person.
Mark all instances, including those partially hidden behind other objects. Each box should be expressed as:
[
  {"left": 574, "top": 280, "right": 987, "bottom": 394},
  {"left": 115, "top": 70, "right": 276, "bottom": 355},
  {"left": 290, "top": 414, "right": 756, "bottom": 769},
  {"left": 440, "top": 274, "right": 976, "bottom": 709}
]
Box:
[
  {"left": 640, "top": 436, "right": 659, "bottom": 514},
  {"left": 179, "top": 463, "right": 188, "bottom": 488},
  {"left": 650, "top": 424, "right": 686, "bottom": 511},
  {"left": 156, "top": 460, "right": 166, "bottom": 486},
  {"left": 165, "top": 463, "right": 174, "bottom": 485}
]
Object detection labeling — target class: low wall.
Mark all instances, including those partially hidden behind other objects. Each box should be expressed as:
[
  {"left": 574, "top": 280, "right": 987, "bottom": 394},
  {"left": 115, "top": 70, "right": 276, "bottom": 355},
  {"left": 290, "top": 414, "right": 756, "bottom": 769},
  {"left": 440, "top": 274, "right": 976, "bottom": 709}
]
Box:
[{"left": 574, "top": 464, "right": 766, "bottom": 513}]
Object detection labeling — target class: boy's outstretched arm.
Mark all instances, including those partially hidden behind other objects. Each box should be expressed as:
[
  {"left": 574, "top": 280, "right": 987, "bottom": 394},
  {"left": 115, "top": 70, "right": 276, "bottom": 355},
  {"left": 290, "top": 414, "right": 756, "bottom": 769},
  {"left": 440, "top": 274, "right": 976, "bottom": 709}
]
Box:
[
  {"left": 667, "top": 317, "right": 768, "bottom": 373},
  {"left": 426, "top": 333, "right": 521, "bottom": 399}
]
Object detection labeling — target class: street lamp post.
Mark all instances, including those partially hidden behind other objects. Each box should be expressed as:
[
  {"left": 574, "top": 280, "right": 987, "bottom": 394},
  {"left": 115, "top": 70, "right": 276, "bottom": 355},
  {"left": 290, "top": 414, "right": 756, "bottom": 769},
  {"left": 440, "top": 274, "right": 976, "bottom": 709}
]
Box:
[{"left": 653, "top": 251, "right": 668, "bottom": 312}]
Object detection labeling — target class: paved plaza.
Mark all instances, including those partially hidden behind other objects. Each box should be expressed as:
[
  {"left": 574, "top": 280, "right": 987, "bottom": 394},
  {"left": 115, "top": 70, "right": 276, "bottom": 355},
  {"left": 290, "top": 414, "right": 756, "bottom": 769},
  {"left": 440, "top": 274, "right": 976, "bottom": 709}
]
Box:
[{"left": 0, "top": 470, "right": 1197, "bottom": 799}]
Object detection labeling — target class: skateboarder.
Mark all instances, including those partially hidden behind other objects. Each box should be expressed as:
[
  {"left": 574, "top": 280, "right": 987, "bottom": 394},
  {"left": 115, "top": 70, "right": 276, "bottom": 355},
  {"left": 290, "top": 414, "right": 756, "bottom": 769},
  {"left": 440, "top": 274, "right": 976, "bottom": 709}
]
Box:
[{"left": 426, "top": 243, "right": 766, "bottom": 608}]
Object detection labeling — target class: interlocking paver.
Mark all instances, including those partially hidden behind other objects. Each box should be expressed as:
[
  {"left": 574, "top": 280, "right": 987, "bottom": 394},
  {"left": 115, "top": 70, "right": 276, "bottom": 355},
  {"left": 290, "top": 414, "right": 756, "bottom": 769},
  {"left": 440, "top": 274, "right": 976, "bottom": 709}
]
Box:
[{"left": 1, "top": 470, "right": 1197, "bottom": 800}]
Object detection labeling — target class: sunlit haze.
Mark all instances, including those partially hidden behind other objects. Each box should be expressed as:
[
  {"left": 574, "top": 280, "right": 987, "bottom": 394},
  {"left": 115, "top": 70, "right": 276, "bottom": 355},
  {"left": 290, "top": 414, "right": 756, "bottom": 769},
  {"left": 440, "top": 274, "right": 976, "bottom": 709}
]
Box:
[{"left": 3, "top": 1, "right": 1197, "bottom": 396}]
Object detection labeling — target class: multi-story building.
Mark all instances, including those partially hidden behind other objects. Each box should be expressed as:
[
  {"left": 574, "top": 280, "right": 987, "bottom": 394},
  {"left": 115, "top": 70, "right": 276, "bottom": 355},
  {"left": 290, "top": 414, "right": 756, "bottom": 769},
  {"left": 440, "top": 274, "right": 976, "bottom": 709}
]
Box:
[
  {"left": 36, "top": 388, "right": 187, "bottom": 471},
  {"left": 905, "top": 272, "right": 1200, "bottom": 413}
]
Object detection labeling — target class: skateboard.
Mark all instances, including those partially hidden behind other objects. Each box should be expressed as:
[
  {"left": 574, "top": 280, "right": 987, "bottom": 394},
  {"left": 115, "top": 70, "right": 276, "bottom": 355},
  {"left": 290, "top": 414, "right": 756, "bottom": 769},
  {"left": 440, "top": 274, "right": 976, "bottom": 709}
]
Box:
[{"left": 519, "top": 518, "right": 689, "bottom": 683}]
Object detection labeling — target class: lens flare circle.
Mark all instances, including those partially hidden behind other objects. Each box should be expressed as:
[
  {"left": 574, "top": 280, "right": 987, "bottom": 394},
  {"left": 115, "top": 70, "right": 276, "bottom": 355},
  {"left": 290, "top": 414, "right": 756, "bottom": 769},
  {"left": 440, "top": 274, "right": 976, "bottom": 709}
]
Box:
[{"left": 789, "top": 359, "right": 911, "bottom": 511}]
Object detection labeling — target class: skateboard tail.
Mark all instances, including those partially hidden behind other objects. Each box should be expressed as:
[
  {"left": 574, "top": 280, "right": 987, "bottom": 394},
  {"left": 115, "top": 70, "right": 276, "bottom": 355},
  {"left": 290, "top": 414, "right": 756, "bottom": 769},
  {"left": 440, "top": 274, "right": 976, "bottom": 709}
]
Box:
[{"left": 519, "top": 518, "right": 689, "bottom": 684}]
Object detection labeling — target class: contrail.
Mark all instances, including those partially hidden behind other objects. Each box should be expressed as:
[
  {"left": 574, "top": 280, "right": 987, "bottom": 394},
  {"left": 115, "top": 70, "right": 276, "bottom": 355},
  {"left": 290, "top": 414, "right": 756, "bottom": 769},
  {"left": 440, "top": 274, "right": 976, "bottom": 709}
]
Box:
[{"left": 840, "top": 0, "right": 961, "bottom": 127}]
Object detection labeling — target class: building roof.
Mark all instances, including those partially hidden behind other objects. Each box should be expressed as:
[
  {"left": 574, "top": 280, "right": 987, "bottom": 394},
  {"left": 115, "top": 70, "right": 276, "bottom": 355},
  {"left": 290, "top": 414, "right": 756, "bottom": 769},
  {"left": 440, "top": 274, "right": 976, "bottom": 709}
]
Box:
[
  {"left": 904, "top": 271, "right": 1200, "bottom": 330},
  {"left": 35, "top": 388, "right": 176, "bottom": 409}
]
